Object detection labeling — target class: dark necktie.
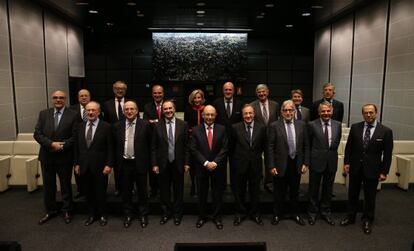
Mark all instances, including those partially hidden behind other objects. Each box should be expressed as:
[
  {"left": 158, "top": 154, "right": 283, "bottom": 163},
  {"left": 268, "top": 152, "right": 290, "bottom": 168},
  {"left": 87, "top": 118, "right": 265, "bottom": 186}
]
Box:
[
  {"left": 126, "top": 122, "right": 134, "bottom": 158},
  {"left": 363, "top": 124, "right": 373, "bottom": 149},
  {"left": 286, "top": 121, "right": 296, "bottom": 159},
  {"left": 247, "top": 125, "right": 252, "bottom": 147},
  {"left": 82, "top": 106, "right": 87, "bottom": 122},
  {"left": 86, "top": 122, "right": 93, "bottom": 148},
  {"left": 117, "top": 98, "right": 124, "bottom": 121},
  {"left": 296, "top": 106, "right": 302, "bottom": 120},
  {"left": 168, "top": 121, "right": 175, "bottom": 162},
  {"left": 262, "top": 103, "right": 268, "bottom": 124},
  {"left": 226, "top": 100, "right": 231, "bottom": 118},
  {"left": 54, "top": 110, "right": 60, "bottom": 130},
  {"left": 207, "top": 126, "right": 213, "bottom": 150},
  {"left": 324, "top": 122, "right": 329, "bottom": 147}
]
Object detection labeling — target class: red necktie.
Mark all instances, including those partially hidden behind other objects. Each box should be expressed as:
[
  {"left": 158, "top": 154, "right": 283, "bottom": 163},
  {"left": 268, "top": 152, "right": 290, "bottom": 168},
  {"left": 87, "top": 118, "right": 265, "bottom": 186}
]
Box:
[
  {"left": 156, "top": 104, "right": 161, "bottom": 119},
  {"left": 207, "top": 126, "right": 213, "bottom": 150}
]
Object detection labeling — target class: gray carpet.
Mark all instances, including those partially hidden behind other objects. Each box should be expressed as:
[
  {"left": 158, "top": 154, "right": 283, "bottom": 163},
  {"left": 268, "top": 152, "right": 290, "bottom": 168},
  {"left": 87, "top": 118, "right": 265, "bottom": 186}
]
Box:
[{"left": 0, "top": 186, "right": 413, "bottom": 251}]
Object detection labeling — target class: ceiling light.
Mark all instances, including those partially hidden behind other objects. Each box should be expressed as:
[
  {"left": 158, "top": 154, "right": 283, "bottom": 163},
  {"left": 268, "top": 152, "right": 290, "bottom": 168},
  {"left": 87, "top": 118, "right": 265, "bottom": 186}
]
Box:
[
  {"left": 311, "top": 5, "right": 323, "bottom": 9},
  {"left": 196, "top": 10, "right": 205, "bottom": 14},
  {"left": 256, "top": 15, "right": 264, "bottom": 19},
  {"left": 264, "top": 3, "right": 274, "bottom": 8},
  {"left": 285, "top": 24, "right": 293, "bottom": 28},
  {"left": 196, "top": 22, "right": 204, "bottom": 26},
  {"left": 197, "top": 14, "right": 204, "bottom": 18},
  {"left": 137, "top": 13, "right": 145, "bottom": 17},
  {"left": 136, "top": 10, "right": 141, "bottom": 14},
  {"left": 89, "top": 9, "right": 98, "bottom": 14},
  {"left": 260, "top": 12, "right": 265, "bottom": 16},
  {"left": 126, "top": 2, "right": 136, "bottom": 6},
  {"left": 75, "top": 2, "right": 89, "bottom": 5},
  {"left": 302, "top": 12, "right": 311, "bottom": 16},
  {"left": 106, "top": 22, "right": 114, "bottom": 26},
  {"left": 196, "top": 2, "right": 206, "bottom": 6},
  {"left": 148, "top": 27, "right": 253, "bottom": 31}
]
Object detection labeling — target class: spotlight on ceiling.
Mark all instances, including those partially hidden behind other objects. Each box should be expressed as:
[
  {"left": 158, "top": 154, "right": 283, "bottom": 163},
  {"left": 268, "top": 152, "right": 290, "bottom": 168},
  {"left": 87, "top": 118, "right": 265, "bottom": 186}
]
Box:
[
  {"left": 75, "top": 2, "right": 89, "bottom": 5},
  {"left": 256, "top": 15, "right": 264, "bottom": 19},
  {"left": 196, "top": 2, "right": 206, "bottom": 6},
  {"left": 302, "top": 12, "right": 311, "bottom": 16},
  {"left": 196, "top": 22, "right": 204, "bottom": 26},
  {"left": 89, "top": 9, "right": 98, "bottom": 14},
  {"left": 196, "top": 10, "right": 205, "bottom": 14},
  {"left": 311, "top": 5, "right": 323, "bottom": 9},
  {"left": 285, "top": 24, "right": 293, "bottom": 28},
  {"left": 137, "top": 13, "right": 145, "bottom": 17},
  {"left": 264, "top": 3, "right": 274, "bottom": 8},
  {"left": 126, "top": 2, "right": 136, "bottom": 6}
]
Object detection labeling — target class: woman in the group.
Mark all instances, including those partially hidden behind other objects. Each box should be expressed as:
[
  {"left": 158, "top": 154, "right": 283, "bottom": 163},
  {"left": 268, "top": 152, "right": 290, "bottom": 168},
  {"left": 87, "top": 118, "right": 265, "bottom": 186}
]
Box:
[{"left": 184, "top": 89, "right": 206, "bottom": 197}]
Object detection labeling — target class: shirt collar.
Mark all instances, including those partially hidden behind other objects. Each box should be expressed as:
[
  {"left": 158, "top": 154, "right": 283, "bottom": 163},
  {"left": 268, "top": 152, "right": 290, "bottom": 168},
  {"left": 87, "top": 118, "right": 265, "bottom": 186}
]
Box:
[
  {"left": 364, "top": 120, "right": 377, "bottom": 128},
  {"left": 88, "top": 118, "right": 99, "bottom": 126},
  {"left": 54, "top": 107, "right": 65, "bottom": 114},
  {"left": 320, "top": 118, "right": 331, "bottom": 125},
  {"left": 127, "top": 118, "right": 137, "bottom": 125},
  {"left": 224, "top": 98, "right": 233, "bottom": 103},
  {"left": 204, "top": 123, "right": 214, "bottom": 129},
  {"left": 245, "top": 121, "right": 254, "bottom": 128},
  {"left": 166, "top": 117, "right": 176, "bottom": 124}
]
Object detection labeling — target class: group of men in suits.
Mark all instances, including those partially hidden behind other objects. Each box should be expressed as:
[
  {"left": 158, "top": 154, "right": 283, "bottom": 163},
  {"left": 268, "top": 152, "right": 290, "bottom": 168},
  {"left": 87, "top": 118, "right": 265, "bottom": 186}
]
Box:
[{"left": 34, "top": 81, "right": 393, "bottom": 234}]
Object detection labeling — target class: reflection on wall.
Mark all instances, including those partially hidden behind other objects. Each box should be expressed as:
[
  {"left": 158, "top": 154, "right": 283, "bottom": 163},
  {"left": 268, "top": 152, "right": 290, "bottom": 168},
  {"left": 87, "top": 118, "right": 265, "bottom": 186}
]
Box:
[{"left": 153, "top": 33, "right": 247, "bottom": 82}]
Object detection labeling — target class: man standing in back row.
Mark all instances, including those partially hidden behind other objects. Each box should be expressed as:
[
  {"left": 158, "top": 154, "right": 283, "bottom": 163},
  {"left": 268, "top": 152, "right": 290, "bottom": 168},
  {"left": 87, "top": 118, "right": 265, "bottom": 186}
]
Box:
[{"left": 311, "top": 83, "right": 344, "bottom": 122}]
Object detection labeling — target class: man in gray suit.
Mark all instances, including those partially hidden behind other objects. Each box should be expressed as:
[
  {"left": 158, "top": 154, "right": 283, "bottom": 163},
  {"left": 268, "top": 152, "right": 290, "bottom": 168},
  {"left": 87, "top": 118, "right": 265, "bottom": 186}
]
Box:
[
  {"left": 250, "top": 84, "right": 279, "bottom": 193},
  {"left": 268, "top": 100, "right": 310, "bottom": 226},
  {"left": 291, "top": 89, "right": 310, "bottom": 123},
  {"left": 307, "top": 102, "right": 342, "bottom": 226}
]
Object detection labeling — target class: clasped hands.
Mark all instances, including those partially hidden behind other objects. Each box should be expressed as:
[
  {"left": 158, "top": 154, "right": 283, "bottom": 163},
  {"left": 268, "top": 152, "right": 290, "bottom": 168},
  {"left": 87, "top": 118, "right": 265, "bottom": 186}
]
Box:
[{"left": 50, "top": 142, "right": 64, "bottom": 152}]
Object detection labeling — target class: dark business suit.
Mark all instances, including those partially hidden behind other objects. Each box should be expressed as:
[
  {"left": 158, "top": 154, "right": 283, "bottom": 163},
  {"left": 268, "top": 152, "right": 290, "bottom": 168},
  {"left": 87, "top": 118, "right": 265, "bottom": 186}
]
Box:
[
  {"left": 69, "top": 104, "right": 86, "bottom": 195},
  {"left": 267, "top": 119, "right": 310, "bottom": 216},
  {"left": 74, "top": 119, "right": 114, "bottom": 217},
  {"left": 151, "top": 118, "right": 190, "bottom": 218},
  {"left": 307, "top": 119, "right": 342, "bottom": 217},
  {"left": 311, "top": 99, "right": 344, "bottom": 122},
  {"left": 230, "top": 121, "right": 266, "bottom": 217},
  {"left": 344, "top": 121, "right": 393, "bottom": 222},
  {"left": 190, "top": 123, "right": 228, "bottom": 219},
  {"left": 113, "top": 118, "right": 151, "bottom": 217},
  {"left": 34, "top": 107, "right": 77, "bottom": 214},
  {"left": 295, "top": 106, "right": 310, "bottom": 123}
]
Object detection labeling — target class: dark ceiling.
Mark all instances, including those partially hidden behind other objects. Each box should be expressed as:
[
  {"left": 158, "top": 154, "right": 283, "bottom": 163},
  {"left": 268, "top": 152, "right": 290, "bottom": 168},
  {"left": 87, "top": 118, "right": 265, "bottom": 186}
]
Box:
[{"left": 34, "top": 0, "right": 374, "bottom": 36}]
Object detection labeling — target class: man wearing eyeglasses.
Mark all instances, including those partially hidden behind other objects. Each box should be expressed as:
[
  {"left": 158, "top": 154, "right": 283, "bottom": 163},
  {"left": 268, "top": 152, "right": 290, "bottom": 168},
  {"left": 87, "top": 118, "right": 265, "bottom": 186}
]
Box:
[
  {"left": 267, "top": 100, "right": 310, "bottom": 226},
  {"left": 34, "top": 90, "right": 77, "bottom": 225}
]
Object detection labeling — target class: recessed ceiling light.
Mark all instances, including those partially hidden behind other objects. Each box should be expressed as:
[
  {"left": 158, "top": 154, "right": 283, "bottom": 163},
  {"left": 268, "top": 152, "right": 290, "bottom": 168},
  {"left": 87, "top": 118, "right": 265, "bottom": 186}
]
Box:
[
  {"left": 89, "top": 9, "right": 98, "bottom": 14},
  {"left": 136, "top": 10, "right": 141, "bottom": 14},
  {"left": 196, "top": 2, "right": 206, "bottom": 6},
  {"left": 256, "top": 15, "right": 264, "bottom": 19},
  {"left": 126, "top": 2, "right": 136, "bottom": 6},
  {"left": 196, "top": 10, "right": 205, "bottom": 14},
  {"left": 196, "top": 22, "right": 204, "bottom": 26},
  {"left": 264, "top": 3, "right": 274, "bottom": 8},
  {"left": 106, "top": 22, "right": 114, "bottom": 26},
  {"left": 75, "top": 2, "right": 89, "bottom": 5},
  {"left": 302, "top": 12, "right": 311, "bottom": 16},
  {"left": 285, "top": 24, "right": 293, "bottom": 28},
  {"left": 260, "top": 12, "right": 265, "bottom": 16},
  {"left": 137, "top": 13, "right": 145, "bottom": 17},
  {"left": 197, "top": 14, "right": 204, "bottom": 18},
  {"left": 311, "top": 5, "right": 323, "bottom": 9}
]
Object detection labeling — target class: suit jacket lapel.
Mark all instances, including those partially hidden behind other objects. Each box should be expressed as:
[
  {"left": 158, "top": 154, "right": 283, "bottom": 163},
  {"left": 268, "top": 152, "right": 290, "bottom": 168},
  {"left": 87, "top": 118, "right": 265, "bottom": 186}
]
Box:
[
  {"left": 88, "top": 120, "right": 101, "bottom": 148},
  {"left": 200, "top": 124, "right": 209, "bottom": 151},
  {"left": 317, "top": 120, "right": 329, "bottom": 148},
  {"left": 160, "top": 119, "right": 168, "bottom": 143},
  {"left": 279, "top": 121, "right": 289, "bottom": 148},
  {"left": 174, "top": 119, "right": 182, "bottom": 144}
]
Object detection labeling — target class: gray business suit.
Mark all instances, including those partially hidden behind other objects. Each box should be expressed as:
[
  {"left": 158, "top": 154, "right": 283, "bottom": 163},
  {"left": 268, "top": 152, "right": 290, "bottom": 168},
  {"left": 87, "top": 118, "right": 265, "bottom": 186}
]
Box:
[
  {"left": 296, "top": 106, "right": 310, "bottom": 123},
  {"left": 250, "top": 99, "right": 279, "bottom": 126},
  {"left": 307, "top": 119, "right": 342, "bottom": 217}
]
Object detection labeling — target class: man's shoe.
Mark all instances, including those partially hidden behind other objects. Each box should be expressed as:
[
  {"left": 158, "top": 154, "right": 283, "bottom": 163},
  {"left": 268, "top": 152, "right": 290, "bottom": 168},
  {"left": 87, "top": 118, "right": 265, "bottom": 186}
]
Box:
[
  {"left": 124, "top": 216, "right": 132, "bottom": 228},
  {"left": 340, "top": 217, "right": 355, "bottom": 226},
  {"left": 160, "top": 215, "right": 169, "bottom": 225},
  {"left": 292, "top": 215, "right": 306, "bottom": 226},
  {"left": 63, "top": 212, "right": 72, "bottom": 224},
  {"left": 196, "top": 218, "right": 206, "bottom": 228},
  {"left": 264, "top": 184, "right": 273, "bottom": 194},
  {"left": 251, "top": 216, "right": 263, "bottom": 226},
  {"left": 308, "top": 216, "right": 316, "bottom": 225},
  {"left": 362, "top": 221, "right": 372, "bottom": 234},
  {"left": 38, "top": 213, "right": 56, "bottom": 225},
  {"left": 321, "top": 215, "right": 335, "bottom": 226},
  {"left": 271, "top": 216, "right": 280, "bottom": 225},
  {"left": 140, "top": 216, "right": 148, "bottom": 228},
  {"left": 233, "top": 216, "right": 242, "bottom": 226},
  {"left": 99, "top": 216, "right": 108, "bottom": 226},
  {"left": 84, "top": 216, "right": 95, "bottom": 226},
  {"left": 114, "top": 190, "right": 120, "bottom": 197},
  {"left": 174, "top": 216, "right": 182, "bottom": 226},
  {"left": 214, "top": 218, "right": 223, "bottom": 230}
]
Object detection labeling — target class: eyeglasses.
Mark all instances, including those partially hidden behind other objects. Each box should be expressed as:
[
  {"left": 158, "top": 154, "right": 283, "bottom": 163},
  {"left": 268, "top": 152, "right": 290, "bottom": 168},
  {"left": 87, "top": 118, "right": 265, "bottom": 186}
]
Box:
[
  {"left": 282, "top": 109, "right": 294, "bottom": 112},
  {"left": 52, "top": 96, "right": 65, "bottom": 100}
]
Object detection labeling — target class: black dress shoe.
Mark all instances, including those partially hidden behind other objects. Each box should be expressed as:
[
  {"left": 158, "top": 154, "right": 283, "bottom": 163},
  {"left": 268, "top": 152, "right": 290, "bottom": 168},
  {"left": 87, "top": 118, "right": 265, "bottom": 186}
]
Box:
[
  {"left": 114, "top": 190, "right": 120, "bottom": 197},
  {"left": 174, "top": 216, "right": 182, "bottom": 226},
  {"left": 292, "top": 215, "right": 306, "bottom": 226},
  {"left": 141, "top": 216, "right": 148, "bottom": 228},
  {"left": 214, "top": 218, "right": 223, "bottom": 230},
  {"left": 340, "top": 217, "right": 355, "bottom": 226},
  {"left": 63, "top": 212, "right": 72, "bottom": 224},
  {"left": 264, "top": 184, "right": 273, "bottom": 194},
  {"left": 362, "top": 221, "right": 372, "bottom": 234},
  {"left": 196, "top": 218, "right": 206, "bottom": 228},
  {"left": 124, "top": 216, "right": 132, "bottom": 228},
  {"left": 321, "top": 215, "right": 335, "bottom": 226},
  {"left": 160, "top": 215, "right": 169, "bottom": 225},
  {"left": 233, "top": 216, "right": 242, "bottom": 226},
  {"left": 99, "top": 216, "right": 108, "bottom": 226},
  {"left": 38, "top": 213, "right": 56, "bottom": 225},
  {"left": 84, "top": 216, "right": 96, "bottom": 226},
  {"left": 74, "top": 192, "right": 83, "bottom": 199},
  {"left": 271, "top": 216, "right": 280, "bottom": 225},
  {"left": 308, "top": 216, "right": 316, "bottom": 225},
  {"left": 251, "top": 216, "right": 263, "bottom": 226}
]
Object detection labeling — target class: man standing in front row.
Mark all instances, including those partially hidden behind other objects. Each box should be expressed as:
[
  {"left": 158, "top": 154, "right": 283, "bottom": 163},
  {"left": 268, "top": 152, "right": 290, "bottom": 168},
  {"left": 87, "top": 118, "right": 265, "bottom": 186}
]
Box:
[
  {"left": 341, "top": 104, "right": 393, "bottom": 234},
  {"left": 190, "top": 105, "right": 228, "bottom": 229},
  {"left": 267, "top": 100, "right": 309, "bottom": 226},
  {"left": 34, "top": 90, "right": 77, "bottom": 225},
  {"left": 231, "top": 104, "right": 266, "bottom": 226},
  {"left": 307, "top": 102, "right": 342, "bottom": 226},
  {"left": 152, "top": 100, "right": 190, "bottom": 226},
  {"left": 74, "top": 101, "right": 113, "bottom": 226},
  {"left": 113, "top": 101, "right": 151, "bottom": 229}
]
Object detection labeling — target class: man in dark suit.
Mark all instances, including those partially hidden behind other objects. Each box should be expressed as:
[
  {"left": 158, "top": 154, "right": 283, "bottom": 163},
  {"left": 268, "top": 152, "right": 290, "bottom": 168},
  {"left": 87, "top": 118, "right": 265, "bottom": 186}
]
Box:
[
  {"left": 113, "top": 101, "right": 151, "bottom": 229},
  {"left": 250, "top": 84, "right": 280, "bottom": 193},
  {"left": 190, "top": 105, "right": 228, "bottom": 229},
  {"left": 311, "top": 83, "right": 344, "bottom": 122},
  {"left": 103, "top": 80, "right": 129, "bottom": 196},
  {"left": 143, "top": 84, "right": 165, "bottom": 198},
  {"left": 74, "top": 101, "right": 114, "bottom": 226},
  {"left": 152, "top": 100, "right": 190, "bottom": 226},
  {"left": 291, "top": 89, "right": 310, "bottom": 123},
  {"left": 307, "top": 102, "right": 342, "bottom": 226},
  {"left": 340, "top": 104, "right": 393, "bottom": 234},
  {"left": 267, "top": 100, "right": 310, "bottom": 226},
  {"left": 230, "top": 104, "right": 266, "bottom": 226},
  {"left": 69, "top": 89, "right": 91, "bottom": 198},
  {"left": 34, "top": 90, "right": 77, "bottom": 225}
]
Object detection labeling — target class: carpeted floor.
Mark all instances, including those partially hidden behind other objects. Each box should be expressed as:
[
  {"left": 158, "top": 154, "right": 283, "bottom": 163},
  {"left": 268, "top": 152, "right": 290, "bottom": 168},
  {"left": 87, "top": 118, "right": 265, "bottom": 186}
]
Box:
[{"left": 0, "top": 185, "right": 413, "bottom": 251}]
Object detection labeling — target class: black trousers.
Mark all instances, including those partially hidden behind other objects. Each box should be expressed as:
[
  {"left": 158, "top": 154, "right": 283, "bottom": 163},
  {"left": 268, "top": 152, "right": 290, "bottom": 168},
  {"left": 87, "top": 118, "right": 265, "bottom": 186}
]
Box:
[
  {"left": 158, "top": 160, "right": 184, "bottom": 217},
  {"left": 233, "top": 163, "right": 262, "bottom": 217},
  {"left": 347, "top": 164, "right": 379, "bottom": 222},
  {"left": 272, "top": 157, "right": 301, "bottom": 216},
  {"left": 40, "top": 162, "right": 72, "bottom": 214},
  {"left": 197, "top": 170, "right": 225, "bottom": 219},
  {"left": 83, "top": 167, "right": 108, "bottom": 217},
  {"left": 121, "top": 159, "right": 148, "bottom": 217},
  {"left": 308, "top": 167, "right": 336, "bottom": 217}
]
